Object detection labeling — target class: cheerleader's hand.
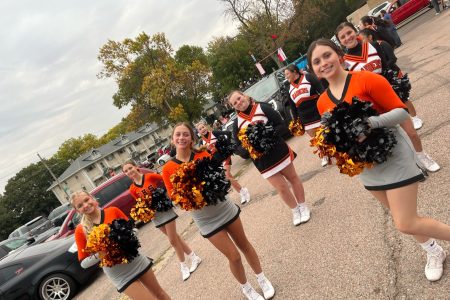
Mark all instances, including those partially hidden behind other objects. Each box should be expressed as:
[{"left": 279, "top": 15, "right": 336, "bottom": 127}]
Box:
[{"left": 357, "top": 133, "right": 367, "bottom": 143}]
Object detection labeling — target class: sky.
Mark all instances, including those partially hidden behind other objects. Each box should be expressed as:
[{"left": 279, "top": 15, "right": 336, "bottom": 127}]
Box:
[{"left": 0, "top": 0, "right": 238, "bottom": 193}]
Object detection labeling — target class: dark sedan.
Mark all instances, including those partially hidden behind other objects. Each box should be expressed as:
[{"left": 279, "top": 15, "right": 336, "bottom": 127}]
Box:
[{"left": 0, "top": 236, "right": 98, "bottom": 300}]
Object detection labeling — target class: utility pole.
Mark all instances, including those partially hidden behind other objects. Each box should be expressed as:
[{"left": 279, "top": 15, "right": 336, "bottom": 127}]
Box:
[{"left": 37, "top": 153, "right": 70, "bottom": 201}]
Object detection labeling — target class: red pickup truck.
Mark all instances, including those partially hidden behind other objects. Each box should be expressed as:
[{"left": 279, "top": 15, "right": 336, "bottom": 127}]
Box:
[
  {"left": 387, "top": 0, "right": 431, "bottom": 25},
  {"left": 46, "top": 168, "right": 153, "bottom": 241}
]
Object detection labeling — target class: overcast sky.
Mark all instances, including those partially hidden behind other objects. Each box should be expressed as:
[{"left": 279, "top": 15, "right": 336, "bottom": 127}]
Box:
[{"left": 0, "top": 0, "right": 238, "bottom": 193}]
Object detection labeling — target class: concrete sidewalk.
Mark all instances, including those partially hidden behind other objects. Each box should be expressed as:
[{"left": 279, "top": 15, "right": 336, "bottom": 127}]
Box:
[{"left": 75, "top": 9, "right": 450, "bottom": 300}]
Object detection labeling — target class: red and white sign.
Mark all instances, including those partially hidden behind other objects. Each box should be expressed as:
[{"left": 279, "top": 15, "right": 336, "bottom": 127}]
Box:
[
  {"left": 255, "top": 63, "right": 266, "bottom": 75},
  {"left": 277, "top": 47, "right": 287, "bottom": 62}
]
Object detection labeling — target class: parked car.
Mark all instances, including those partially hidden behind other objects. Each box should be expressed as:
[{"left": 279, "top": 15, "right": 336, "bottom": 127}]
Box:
[
  {"left": 0, "top": 229, "right": 60, "bottom": 261},
  {"left": 368, "top": 1, "right": 391, "bottom": 17},
  {"left": 387, "top": 0, "right": 430, "bottom": 25},
  {"left": 46, "top": 168, "right": 153, "bottom": 241},
  {"left": 47, "top": 203, "right": 72, "bottom": 227},
  {"left": 0, "top": 236, "right": 98, "bottom": 300},
  {"left": 8, "top": 216, "right": 53, "bottom": 239}
]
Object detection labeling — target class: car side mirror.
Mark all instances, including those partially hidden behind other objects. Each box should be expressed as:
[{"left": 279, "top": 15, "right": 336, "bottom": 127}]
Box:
[
  {"left": 26, "top": 237, "right": 35, "bottom": 244},
  {"left": 67, "top": 221, "right": 75, "bottom": 230}
]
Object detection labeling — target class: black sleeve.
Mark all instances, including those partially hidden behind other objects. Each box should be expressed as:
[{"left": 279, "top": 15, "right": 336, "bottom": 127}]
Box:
[
  {"left": 305, "top": 73, "right": 325, "bottom": 94},
  {"left": 371, "top": 41, "right": 388, "bottom": 72},
  {"left": 259, "top": 102, "right": 289, "bottom": 136},
  {"left": 232, "top": 118, "right": 250, "bottom": 159},
  {"left": 213, "top": 130, "right": 232, "bottom": 140},
  {"left": 379, "top": 41, "right": 397, "bottom": 69}
]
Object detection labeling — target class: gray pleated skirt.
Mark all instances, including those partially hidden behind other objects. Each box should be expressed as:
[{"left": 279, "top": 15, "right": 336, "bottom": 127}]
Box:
[
  {"left": 103, "top": 253, "right": 153, "bottom": 292},
  {"left": 360, "top": 125, "right": 424, "bottom": 190},
  {"left": 190, "top": 198, "right": 241, "bottom": 238},
  {"left": 153, "top": 208, "right": 178, "bottom": 228}
]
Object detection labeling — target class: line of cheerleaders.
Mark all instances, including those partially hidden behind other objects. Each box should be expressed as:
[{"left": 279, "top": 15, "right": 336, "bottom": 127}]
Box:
[{"left": 71, "top": 30, "right": 450, "bottom": 300}]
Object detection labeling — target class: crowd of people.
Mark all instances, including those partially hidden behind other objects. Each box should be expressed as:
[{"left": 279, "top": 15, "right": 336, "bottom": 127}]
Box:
[{"left": 70, "top": 12, "right": 448, "bottom": 300}]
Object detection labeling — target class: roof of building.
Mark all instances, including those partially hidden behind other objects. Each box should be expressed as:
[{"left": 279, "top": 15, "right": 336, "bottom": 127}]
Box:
[{"left": 47, "top": 122, "right": 167, "bottom": 191}]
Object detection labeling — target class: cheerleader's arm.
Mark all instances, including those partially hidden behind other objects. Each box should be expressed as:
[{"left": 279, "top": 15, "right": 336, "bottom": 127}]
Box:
[
  {"left": 80, "top": 254, "right": 101, "bottom": 269},
  {"left": 368, "top": 108, "right": 409, "bottom": 128},
  {"left": 259, "top": 103, "right": 289, "bottom": 136},
  {"left": 231, "top": 118, "right": 250, "bottom": 159}
]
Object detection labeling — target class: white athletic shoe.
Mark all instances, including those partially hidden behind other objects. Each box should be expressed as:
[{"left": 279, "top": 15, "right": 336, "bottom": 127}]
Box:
[
  {"left": 242, "top": 285, "right": 264, "bottom": 300},
  {"left": 180, "top": 263, "right": 190, "bottom": 281},
  {"left": 417, "top": 152, "right": 440, "bottom": 172},
  {"left": 299, "top": 205, "right": 311, "bottom": 224},
  {"left": 257, "top": 277, "right": 275, "bottom": 299},
  {"left": 189, "top": 255, "right": 202, "bottom": 273},
  {"left": 411, "top": 116, "right": 423, "bottom": 130},
  {"left": 321, "top": 156, "right": 329, "bottom": 167},
  {"left": 425, "top": 249, "right": 446, "bottom": 281},
  {"left": 292, "top": 208, "right": 302, "bottom": 226},
  {"left": 240, "top": 187, "right": 250, "bottom": 204}
]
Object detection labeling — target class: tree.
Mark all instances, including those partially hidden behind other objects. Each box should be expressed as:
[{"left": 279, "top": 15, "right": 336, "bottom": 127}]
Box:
[
  {"left": 207, "top": 35, "right": 258, "bottom": 99},
  {"left": 54, "top": 134, "right": 101, "bottom": 163},
  {"left": 0, "top": 157, "right": 69, "bottom": 239},
  {"left": 98, "top": 32, "right": 212, "bottom": 125},
  {"left": 175, "top": 45, "right": 208, "bottom": 66}
]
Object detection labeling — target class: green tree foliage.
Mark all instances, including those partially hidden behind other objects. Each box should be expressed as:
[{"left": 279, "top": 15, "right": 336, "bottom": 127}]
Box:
[
  {"left": 0, "top": 157, "right": 69, "bottom": 239},
  {"left": 207, "top": 35, "right": 258, "bottom": 98},
  {"left": 175, "top": 45, "right": 208, "bottom": 66},
  {"left": 98, "top": 32, "right": 211, "bottom": 125},
  {"left": 54, "top": 133, "right": 101, "bottom": 163}
]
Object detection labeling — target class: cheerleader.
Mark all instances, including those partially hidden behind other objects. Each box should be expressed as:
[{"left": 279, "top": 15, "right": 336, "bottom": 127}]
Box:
[
  {"left": 161, "top": 123, "right": 275, "bottom": 300},
  {"left": 307, "top": 38, "right": 449, "bottom": 281},
  {"left": 335, "top": 22, "right": 440, "bottom": 173},
  {"left": 195, "top": 120, "right": 251, "bottom": 204},
  {"left": 122, "top": 161, "right": 202, "bottom": 281},
  {"left": 284, "top": 64, "right": 328, "bottom": 167},
  {"left": 72, "top": 191, "right": 171, "bottom": 300},
  {"left": 228, "top": 92, "right": 310, "bottom": 226}
]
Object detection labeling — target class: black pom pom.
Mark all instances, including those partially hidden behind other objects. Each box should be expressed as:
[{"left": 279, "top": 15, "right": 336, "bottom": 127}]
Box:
[
  {"left": 245, "top": 121, "right": 277, "bottom": 155},
  {"left": 195, "top": 157, "right": 231, "bottom": 205},
  {"left": 214, "top": 135, "right": 236, "bottom": 159},
  {"left": 108, "top": 219, "right": 140, "bottom": 262},
  {"left": 383, "top": 69, "right": 411, "bottom": 102},
  {"left": 149, "top": 187, "right": 174, "bottom": 212}
]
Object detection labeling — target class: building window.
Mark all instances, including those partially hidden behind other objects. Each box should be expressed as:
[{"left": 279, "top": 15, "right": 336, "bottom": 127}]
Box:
[
  {"left": 118, "top": 148, "right": 126, "bottom": 154},
  {"left": 133, "top": 141, "right": 140, "bottom": 146},
  {"left": 86, "top": 164, "right": 95, "bottom": 171}
]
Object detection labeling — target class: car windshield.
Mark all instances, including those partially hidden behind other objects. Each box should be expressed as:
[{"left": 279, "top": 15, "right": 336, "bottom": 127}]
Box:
[
  {"left": 373, "top": 3, "right": 387, "bottom": 14},
  {"left": 2, "top": 239, "right": 28, "bottom": 251},
  {"left": 48, "top": 205, "right": 70, "bottom": 219},
  {"left": 91, "top": 176, "right": 132, "bottom": 207},
  {"left": 244, "top": 75, "right": 279, "bottom": 102}
]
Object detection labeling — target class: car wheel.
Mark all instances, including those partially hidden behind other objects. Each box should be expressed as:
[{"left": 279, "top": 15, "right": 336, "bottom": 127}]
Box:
[{"left": 39, "top": 273, "right": 76, "bottom": 300}]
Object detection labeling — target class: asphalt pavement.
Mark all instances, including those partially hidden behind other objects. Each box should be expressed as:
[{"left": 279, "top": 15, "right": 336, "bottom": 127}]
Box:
[{"left": 75, "top": 8, "right": 450, "bottom": 300}]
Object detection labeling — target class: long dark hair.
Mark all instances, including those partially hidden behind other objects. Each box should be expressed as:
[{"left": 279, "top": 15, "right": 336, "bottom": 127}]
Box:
[{"left": 307, "top": 38, "right": 345, "bottom": 75}]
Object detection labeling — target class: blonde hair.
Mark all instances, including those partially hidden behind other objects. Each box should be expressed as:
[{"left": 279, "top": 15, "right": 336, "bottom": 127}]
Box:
[{"left": 70, "top": 191, "right": 96, "bottom": 235}]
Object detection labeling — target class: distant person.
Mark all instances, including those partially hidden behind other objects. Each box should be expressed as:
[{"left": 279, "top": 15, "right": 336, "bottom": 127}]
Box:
[
  {"left": 430, "top": 0, "right": 441, "bottom": 14},
  {"left": 71, "top": 191, "right": 171, "bottom": 299},
  {"left": 212, "top": 120, "right": 222, "bottom": 130},
  {"left": 122, "top": 161, "right": 202, "bottom": 281},
  {"left": 283, "top": 65, "right": 328, "bottom": 167},
  {"left": 359, "top": 15, "right": 397, "bottom": 48},
  {"left": 380, "top": 10, "right": 402, "bottom": 47}
]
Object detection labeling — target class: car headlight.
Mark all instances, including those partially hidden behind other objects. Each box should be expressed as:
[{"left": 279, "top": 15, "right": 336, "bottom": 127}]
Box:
[
  {"left": 68, "top": 242, "right": 78, "bottom": 253},
  {"left": 268, "top": 99, "right": 278, "bottom": 111}
]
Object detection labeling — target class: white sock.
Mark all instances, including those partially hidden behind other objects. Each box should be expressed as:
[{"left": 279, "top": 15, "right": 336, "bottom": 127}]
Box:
[
  {"left": 256, "top": 272, "right": 266, "bottom": 281},
  {"left": 420, "top": 239, "right": 442, "bottom": 255},
  {"left": 297, "top": 202, "right": 307, "bottom": 210},
  {"left": 416, "top": 151, "right": 424, "bottom": 156},
  {"left": 180, "top": 261, "right": 188, "bottom": 267},
  {"left": 291, "top": 207, "right": 298, "bottom": 213},
  {"left": 241, "top": 282, "right": 252, "bottom": 290},
  {"left": 186, "top": 251, "right": 195, "bottom": 258}
]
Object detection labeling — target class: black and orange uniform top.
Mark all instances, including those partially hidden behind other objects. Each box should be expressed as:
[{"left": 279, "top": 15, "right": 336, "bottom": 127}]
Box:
[
  {"left": 232, "top": 102, "right": 296, "bottom": 179},
  {"left": 344, "top": 41, "right": 387, "bottom": 74},
  {"left": 129, "top": 173, "right": 166, "bottom": 200},
  {"left": 128, "top": 173, "right": 178, "bottom": 228},
  {"left": 317, "top": 71, "right": 406, "bottom": 115},
  {"left": 288, "top": 72, "right": 325, "bottom": 128},
  {"left": 317, "top": 71, "right": 424, "bottom": 190},
  {"left": 161, "top": 151, "right": 241, "bottom": 238},
  {"left": 75, "top": 206, "right": 128, "bottom": 262},
  {"left": 200, "top": 130, "right": 233, "bottom": 165}
]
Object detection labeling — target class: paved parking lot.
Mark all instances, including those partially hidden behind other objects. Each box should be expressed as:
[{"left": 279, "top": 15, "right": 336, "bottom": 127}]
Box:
[{"left": 75, "top": 9, "right": 450, "bottom": 300}]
